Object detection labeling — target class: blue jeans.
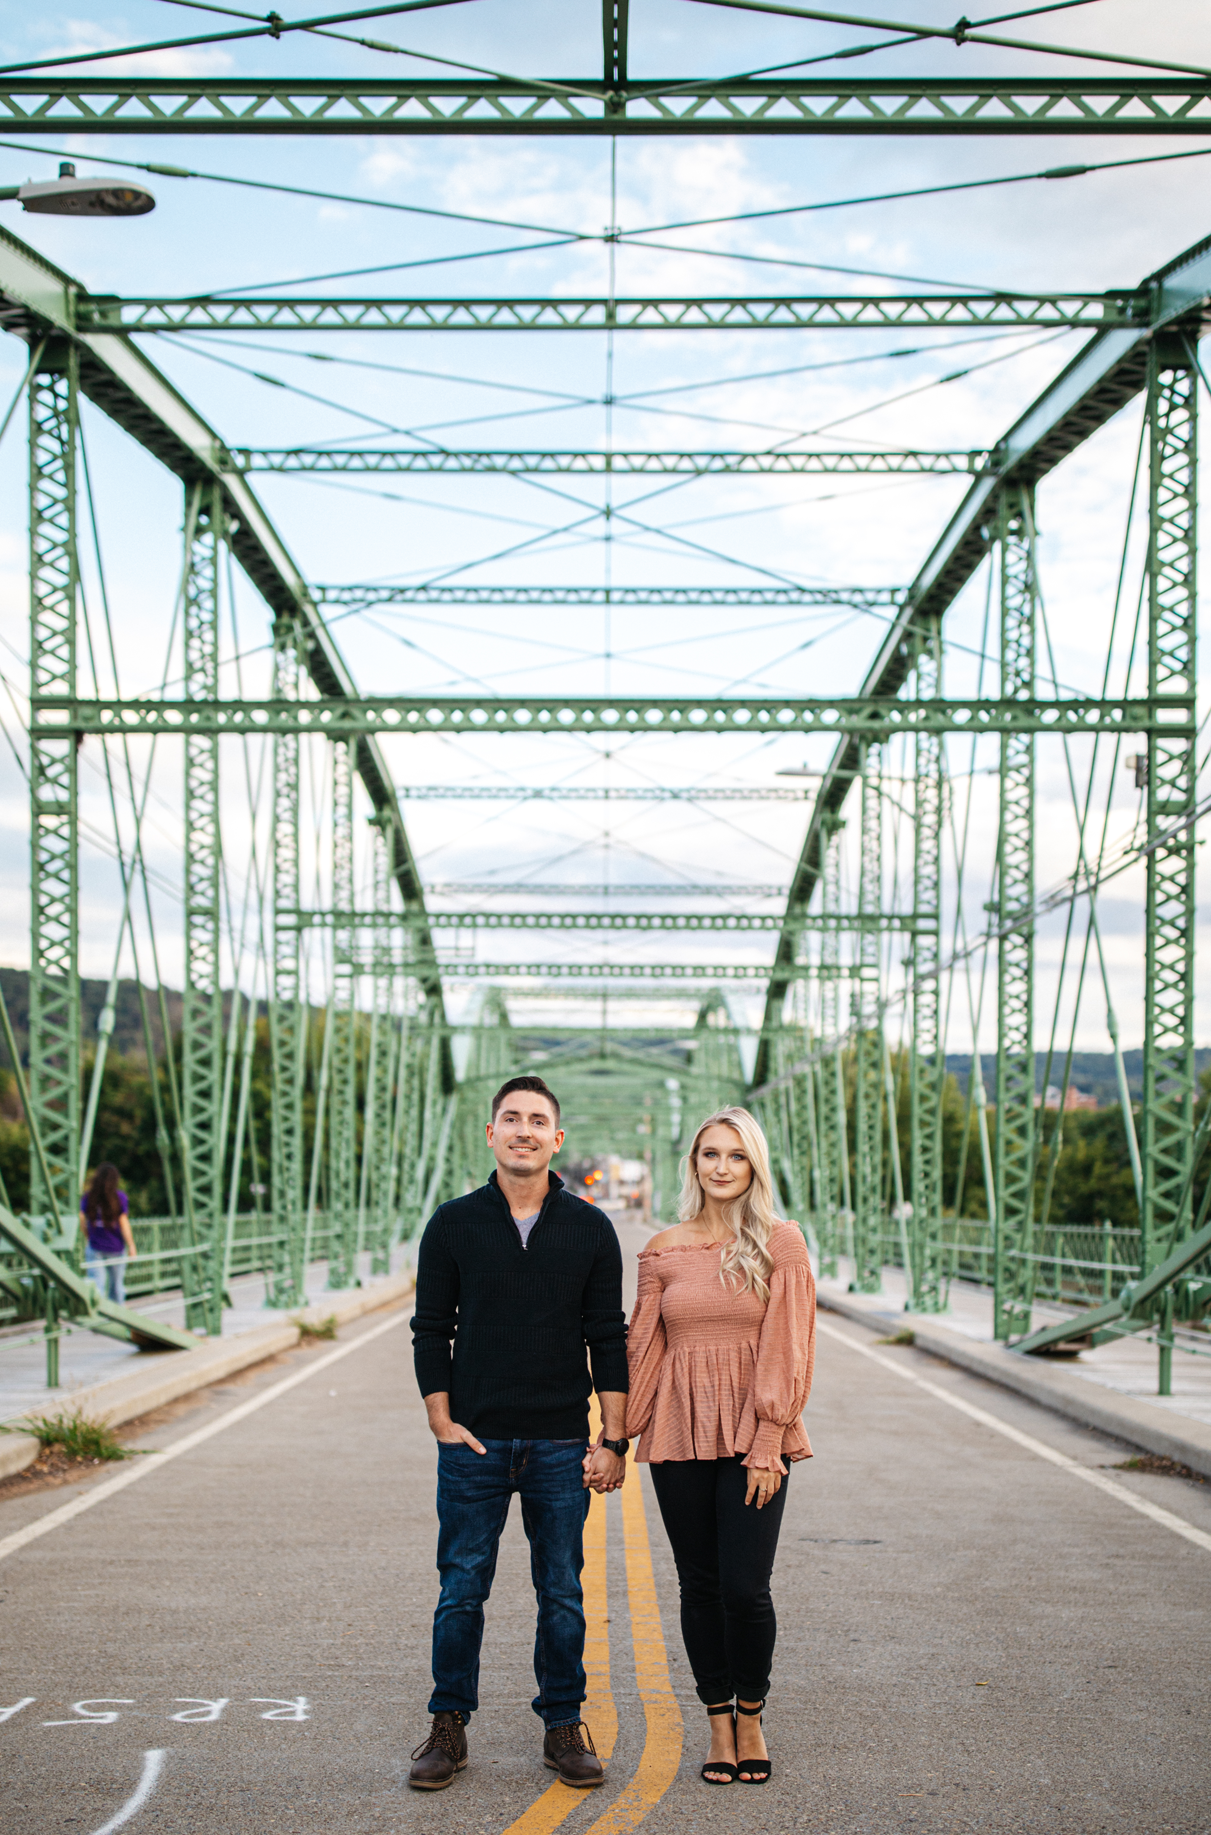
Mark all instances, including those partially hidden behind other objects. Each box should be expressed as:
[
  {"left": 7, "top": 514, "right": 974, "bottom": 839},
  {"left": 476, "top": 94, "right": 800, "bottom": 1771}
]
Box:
[
  {"left": 86, "top": 1248, "right": 126, "bottom": 1306},
  {"left": 430, "top": 1437, "right": 590, "bottom": 1728}
]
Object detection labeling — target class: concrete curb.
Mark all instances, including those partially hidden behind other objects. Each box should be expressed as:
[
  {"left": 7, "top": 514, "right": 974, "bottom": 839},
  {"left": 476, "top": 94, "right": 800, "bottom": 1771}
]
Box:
[
  {"left": 0, "top": 1269, "right": 414, "bottom": 1483},
  {"left": 818, "top": 1286, "right": 1211, "bottom": 1482}
]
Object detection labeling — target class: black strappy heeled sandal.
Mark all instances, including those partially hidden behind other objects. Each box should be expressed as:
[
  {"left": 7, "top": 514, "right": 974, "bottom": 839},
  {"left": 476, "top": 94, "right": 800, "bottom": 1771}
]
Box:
[
  {"left": 700, "top": 1702, "right": 738, "bottom": 1785},
  {"left": 735, "top": 1700, "right": 771, "bottom": 1784}
]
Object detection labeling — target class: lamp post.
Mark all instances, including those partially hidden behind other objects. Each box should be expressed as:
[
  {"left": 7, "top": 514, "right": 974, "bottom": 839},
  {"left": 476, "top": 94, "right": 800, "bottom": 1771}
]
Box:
[{"left": 0, "top": 161, "right": 154, "bottom": 217}]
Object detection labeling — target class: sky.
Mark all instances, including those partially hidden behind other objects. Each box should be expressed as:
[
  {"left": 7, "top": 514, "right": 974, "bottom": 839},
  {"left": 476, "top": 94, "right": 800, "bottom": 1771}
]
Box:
[{"left": 0, "top": 0, "right": 1208, "bottom": 1064}]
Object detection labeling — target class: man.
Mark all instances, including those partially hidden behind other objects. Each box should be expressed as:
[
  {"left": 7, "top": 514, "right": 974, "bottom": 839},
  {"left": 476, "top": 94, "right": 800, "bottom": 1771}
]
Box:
[{"left": 408, "top": 1075, "right": 630, "bottom": 1791}]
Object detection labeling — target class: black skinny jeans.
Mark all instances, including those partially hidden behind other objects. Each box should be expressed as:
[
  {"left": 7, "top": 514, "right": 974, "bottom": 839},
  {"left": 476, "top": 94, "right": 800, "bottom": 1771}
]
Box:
[{"left": 648, "top": 1456, "right": 789, "bottom": 1706}]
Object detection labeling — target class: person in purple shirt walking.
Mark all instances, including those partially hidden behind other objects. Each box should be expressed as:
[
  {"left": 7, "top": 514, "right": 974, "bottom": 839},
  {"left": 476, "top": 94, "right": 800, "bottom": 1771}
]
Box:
[{"left": 80, "top": 1162, "right": 136, "bottom": 1304}]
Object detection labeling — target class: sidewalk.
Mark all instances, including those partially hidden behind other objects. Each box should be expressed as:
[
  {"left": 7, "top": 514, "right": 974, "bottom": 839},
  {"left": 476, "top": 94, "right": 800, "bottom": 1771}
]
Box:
[
  {"left": 0, "top": 1247, "right": 415, "bottom": 1476},
  {"left": 818, "top": 1259, "right": 1211, "bottom": 1478}
]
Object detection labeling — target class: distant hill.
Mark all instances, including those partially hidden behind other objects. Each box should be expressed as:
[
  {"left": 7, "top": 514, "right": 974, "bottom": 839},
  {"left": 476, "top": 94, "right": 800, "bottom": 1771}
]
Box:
[
  {"left": 0, "top": 968, "right": 193, "bottom": 1067},
  {"left": 944, "top": 1051, "right": 1211, "bottom": 1106}
]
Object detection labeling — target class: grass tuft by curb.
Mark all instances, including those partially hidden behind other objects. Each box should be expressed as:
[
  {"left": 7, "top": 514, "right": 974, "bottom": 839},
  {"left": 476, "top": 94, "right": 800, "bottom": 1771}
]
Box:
[
  {"left": 19, "top": 1408, "right": 130, "bottom": 1462},
  {"left": 875, "top": 1327, "right": 916, "bottom": 1346},
  {"left": 293, "top": 1314, "right": 338, "bottom": 1341},
  {"left": 1111, "top": 1452, "right": 1205, "bottom": 1483}
]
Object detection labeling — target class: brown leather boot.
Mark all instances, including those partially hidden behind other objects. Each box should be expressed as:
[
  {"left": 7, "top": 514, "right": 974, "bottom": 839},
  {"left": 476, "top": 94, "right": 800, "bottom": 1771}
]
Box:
[
  {"left": 542, "top": 1720, "right": 604, "bottom": 1787},
  {"left": 408, "top": 1711, "right": 468, "bottom": 1790}
]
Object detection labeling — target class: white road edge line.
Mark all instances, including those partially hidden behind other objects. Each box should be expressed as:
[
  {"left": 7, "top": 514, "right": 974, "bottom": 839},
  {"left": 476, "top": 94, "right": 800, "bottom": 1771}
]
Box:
[
  {"left": 816, "top": 1317, "right": 1211, "bottom": 1554},
  {"left": 0, "top": 1310, "right": 408, "bottom": 1565},
  {"left": 88, "top": 1747, "right": 165, "bottom": 1835}
]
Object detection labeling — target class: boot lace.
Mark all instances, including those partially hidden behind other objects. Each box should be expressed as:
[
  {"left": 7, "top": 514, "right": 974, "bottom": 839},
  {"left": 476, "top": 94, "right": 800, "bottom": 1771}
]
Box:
[
  {"left": 411, "top": 1715, "right": 463, "bottom": 1763},
  {"left": 550, "top": 1721, "right": 597, "bottom": 1757}
]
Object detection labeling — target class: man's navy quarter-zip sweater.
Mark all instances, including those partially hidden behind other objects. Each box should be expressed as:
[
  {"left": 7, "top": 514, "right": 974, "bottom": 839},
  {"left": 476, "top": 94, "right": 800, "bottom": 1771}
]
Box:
[{"left": 409, "top": 1170, "right": 629, "bottom": 1442}]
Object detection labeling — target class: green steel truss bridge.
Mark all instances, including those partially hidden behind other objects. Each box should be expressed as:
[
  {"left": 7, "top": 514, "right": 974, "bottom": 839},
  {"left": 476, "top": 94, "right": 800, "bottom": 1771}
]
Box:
[{"left": 2, "top": 7, "right": 1209, "bottom": 1393}]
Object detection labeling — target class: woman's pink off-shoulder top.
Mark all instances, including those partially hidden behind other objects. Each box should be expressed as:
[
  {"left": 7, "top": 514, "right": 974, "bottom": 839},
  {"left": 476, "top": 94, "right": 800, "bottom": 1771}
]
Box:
[{"left": 625, "top": 1221, "right": 816, "bottom": 1470}]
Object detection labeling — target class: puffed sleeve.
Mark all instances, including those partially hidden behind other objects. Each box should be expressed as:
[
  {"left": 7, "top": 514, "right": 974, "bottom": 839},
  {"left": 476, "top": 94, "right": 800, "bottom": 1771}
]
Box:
[
  {"left": 624, "top": 1254, "right": 667, "bottom": 1440},
  {"left": 744, "top": 1226, "right": 816, "bottom": 1470}
]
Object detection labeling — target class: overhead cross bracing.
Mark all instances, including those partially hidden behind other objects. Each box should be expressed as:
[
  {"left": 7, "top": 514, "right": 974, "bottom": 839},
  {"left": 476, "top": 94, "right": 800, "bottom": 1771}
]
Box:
[
  {"left": 4, "top": 76, "right": 1211, "bottom": 135},
  {"left": 83, "top": 293, "right": 1131, "bottom": 332},
  {"left": 0, "top": 1, "right": 1209, "bottom": 1395},
  {"left": 234, "top": 449, "right": 995, "bottom": 475}
]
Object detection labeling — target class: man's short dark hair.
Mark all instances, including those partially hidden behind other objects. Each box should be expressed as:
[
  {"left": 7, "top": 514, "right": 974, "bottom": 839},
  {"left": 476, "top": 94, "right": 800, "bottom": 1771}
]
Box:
[{"left": 491, "top": 1075, "right": 561, "bottom": 1125}]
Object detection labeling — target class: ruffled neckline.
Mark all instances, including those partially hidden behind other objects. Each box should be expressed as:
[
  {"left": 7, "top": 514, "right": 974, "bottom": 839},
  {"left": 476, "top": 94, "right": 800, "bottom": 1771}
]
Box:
[
  {"left": 639, "top": 1220, "right": 802, "bottom": 1260},
  {"left": 637, "top": 1239, "right": 725, "bottom": 1259}
]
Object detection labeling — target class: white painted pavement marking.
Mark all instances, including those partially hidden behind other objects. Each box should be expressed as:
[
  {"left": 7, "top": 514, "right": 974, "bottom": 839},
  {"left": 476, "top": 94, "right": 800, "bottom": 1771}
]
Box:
[
  {"left": 0, "top": 1310, "right": 409, "bottom": 1565},
  {"left": 87, "top": 1748, "right": 165, "bottom": 1835},
  {"left": 817, "top": 1318, "right": 1211, "bottom": 1555}
]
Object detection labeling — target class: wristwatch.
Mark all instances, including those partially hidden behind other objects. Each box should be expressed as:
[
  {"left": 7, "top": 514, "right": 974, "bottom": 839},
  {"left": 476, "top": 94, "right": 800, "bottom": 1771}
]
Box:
[{"left": 600, "top": 1436, "right": 630, "bottom": 1457}]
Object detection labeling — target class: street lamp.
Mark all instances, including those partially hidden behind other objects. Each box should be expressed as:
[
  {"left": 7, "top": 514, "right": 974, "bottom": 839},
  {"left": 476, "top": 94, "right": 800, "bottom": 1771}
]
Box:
[{"left": 0, "top": 161, "right": 154, "bottom": 217}]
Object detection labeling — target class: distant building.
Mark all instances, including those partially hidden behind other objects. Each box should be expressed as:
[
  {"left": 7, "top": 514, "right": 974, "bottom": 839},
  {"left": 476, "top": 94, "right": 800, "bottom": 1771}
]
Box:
[{"left": 1036, "top": 1085, "right": 1098, "bottom": 1112}]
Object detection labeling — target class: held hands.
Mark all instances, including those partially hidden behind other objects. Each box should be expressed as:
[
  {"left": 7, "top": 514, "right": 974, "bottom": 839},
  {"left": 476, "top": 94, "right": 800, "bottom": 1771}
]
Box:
[
  {"left": 744, "top": 1459, "right": 787, "bottom": 1509},
  {"left": 582, "top": 1436, "right": 626, "bottom": 1494}
]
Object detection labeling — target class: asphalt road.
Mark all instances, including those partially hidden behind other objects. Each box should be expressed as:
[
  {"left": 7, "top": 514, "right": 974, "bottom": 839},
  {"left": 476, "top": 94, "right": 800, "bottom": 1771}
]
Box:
[{"left": 3, "top": 1283, "right": 1211, "bottom": 1835}]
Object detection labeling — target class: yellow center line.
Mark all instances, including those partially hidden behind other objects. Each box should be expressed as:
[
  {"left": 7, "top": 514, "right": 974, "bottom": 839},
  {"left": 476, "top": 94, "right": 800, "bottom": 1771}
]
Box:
[
  {"left": 499, "top": 1406, "right": 616, "bottom": 1835},
  {"left": 583, "top": 1455, "right": 683, "bottom": 1835}
]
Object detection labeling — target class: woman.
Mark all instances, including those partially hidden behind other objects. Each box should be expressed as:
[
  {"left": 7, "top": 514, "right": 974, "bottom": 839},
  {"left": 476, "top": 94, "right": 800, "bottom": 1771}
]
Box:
[
  {"left": 626, "top": 1106, "right": 815, "bottom": 1787},
  {"left": 80, "top": 1163, "right": 137, "bottom": 1305}
]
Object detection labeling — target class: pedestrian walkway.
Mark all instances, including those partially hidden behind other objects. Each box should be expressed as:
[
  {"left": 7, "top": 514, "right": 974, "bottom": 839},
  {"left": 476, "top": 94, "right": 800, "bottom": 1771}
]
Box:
[
  {"left": 819, "top": 1258, "right": 1211, "bottom": 1429},
  {"left": 0, "top": 1246, "right": 413, "bottom": 1425}
]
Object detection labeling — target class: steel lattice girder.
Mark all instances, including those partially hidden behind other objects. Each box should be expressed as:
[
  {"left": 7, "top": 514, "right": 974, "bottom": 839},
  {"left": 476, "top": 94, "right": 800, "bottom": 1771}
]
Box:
[
  {"left": 426, "top": 882, "right": 789, "bottom": 897},
  {"left": 850, "top": 744, "right": 884, "bottom": 1296},
  {"left": 2, "top": 76, "right": 1210, "bottom": 134},
  {"left": 180, "top": 480, "right": 224, "bottom": 1332},
  {"left": 314, "top": 585, "right": 907, "bottom": 608},
  {"left": 27, "top": 350, "right": 79, "bottom": 1224},
  {"left": 46, "top": 693, "right": 1174, "bottom": 736},
  {"left": 993, "top": 489, "right": 1038, "bottom": 1343},
  {"left": 326, "top": 738, "right": 359, "bottom": 1294},
  {"left": 908, "top": 623, "right": 947, "bottom": 1314},
  {"left": 234, "top": 448, "right": 993, "bottom": 475},
  {"left": 397, "top": 785, "right": 814, "bottom": 803},
  {"left": 83, "top": 294, "right": 1131, "bottom": 334},
  {"left": 1142, "top": 346, "right": 1198, "bottom": 1275},
  {"left": 752, "top": 227, "right": 1211, "bottom": 1085},
  {"left": 267, "top": 621, "right": 306, "bottom": 1307},
  {"left": 378, "top": 961, "right": 784, "bottom": 980},
  {"left": 286, "top": 908, "right": 928, "bottom": 933}
]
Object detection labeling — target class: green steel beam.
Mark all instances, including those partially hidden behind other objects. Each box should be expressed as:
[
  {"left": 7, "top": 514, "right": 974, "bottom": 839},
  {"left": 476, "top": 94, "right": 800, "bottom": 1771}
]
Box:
[
  {"left": 1142, "top": 342, "right": 1198, "bottom": 1275},
  {"left": 235, "top": 448, "right": 992, "bottom": 475},
  {"left": 1013, "top": 1213, "right": 1211, "bottom": 1358},
  {"left": 27, "top": 345, "right": 79, "bottom": 1230},
  {"left": 180, "top": 479, "right": 224, "bottom": 1332},
  {"left": 907, "top": 622, "right": 947, "bottom": 1313},
  {"left": 315, "top": 584, "right": 906, "bottom": 608},
  {"left": 0, "top": 1205, "right": 197, "bottom": 1352},
  {"left": 267, "top": 620, "right": 305, "bottom": 1306},
  {"left": 326, "top": 737, "right": 357, "bottom": 1293},
  {"left": 603, "top": 0, "right": 628, "bottom": 89},
  {"left": 815, "top": 821, "right": 844, "bottom": 1277},
  {"left": 426, "top": 882, "right": 789, "bottom": 897},
  {"left": 292, "top": 907, "right": 926, "bottom": 932},
  {"left": 415, "top": 962, "right": 779, "bottom": 980},
  {"left": 752, "top": 227, "right": 1211, "bottom": 1088},
  {"left": 850, "top": 743, "right": 883, "bottom": 1296},
  {"left": 396, "top": 785, "right": 813, "bottom": 803},
  {"left": 86, "top": 295, "right": 1128, "bottom": 334},
  {"left": 2, "top": 76, "right": 1209, "bottom": 134},
  {"left": 48, "top": 693, "right": 1170, "bottom": 736},
  {"left": 993, "top": 487, "right": 1038, "bottom": 1342}
]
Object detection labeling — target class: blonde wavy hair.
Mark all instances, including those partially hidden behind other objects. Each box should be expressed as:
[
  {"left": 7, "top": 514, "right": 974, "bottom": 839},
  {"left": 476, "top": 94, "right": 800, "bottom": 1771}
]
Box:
[{"left": 678, "top": 1106, "right": 780, "bottom": 1303}]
